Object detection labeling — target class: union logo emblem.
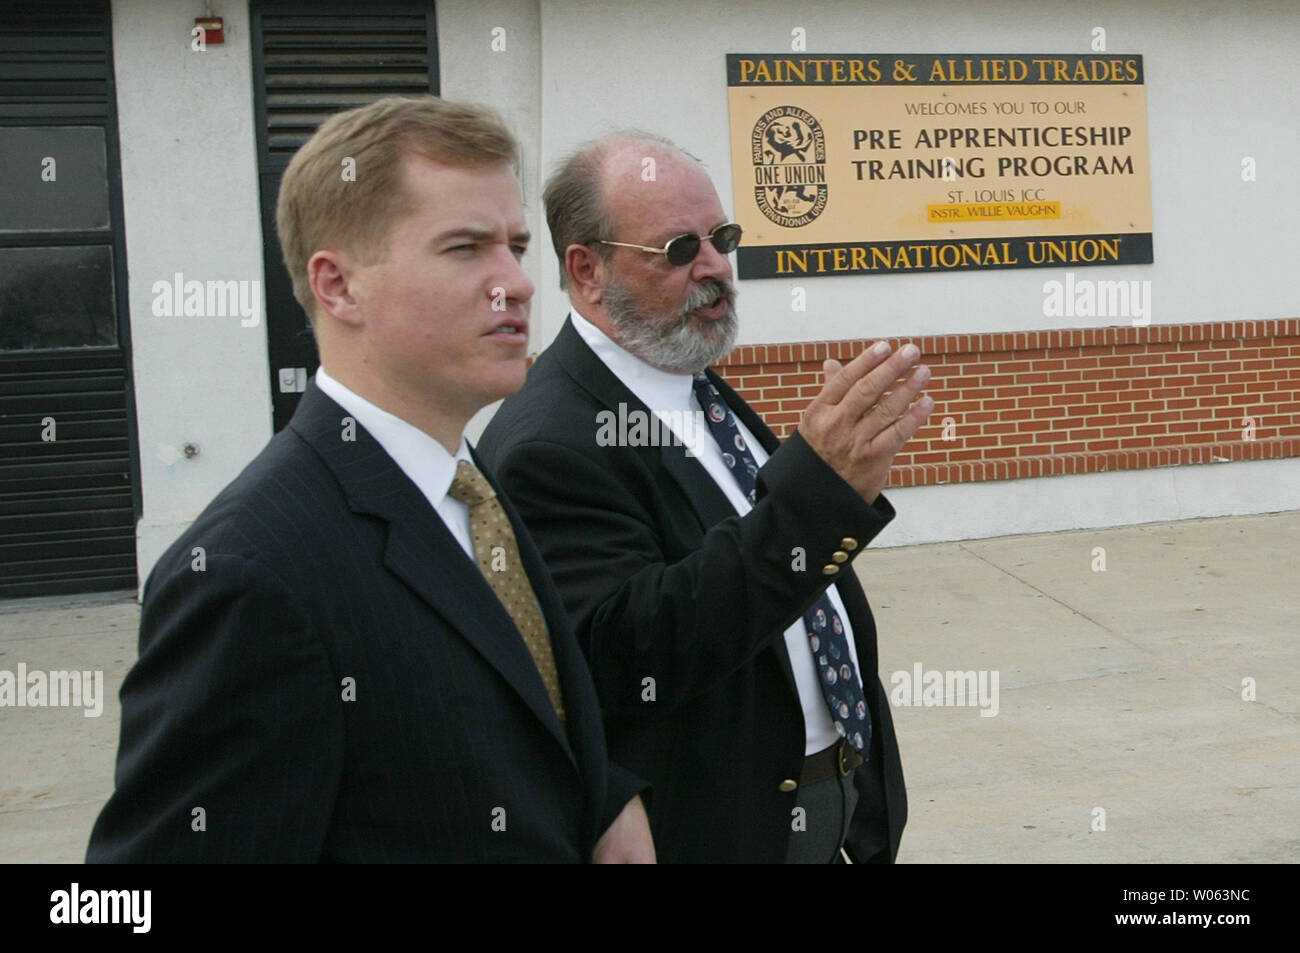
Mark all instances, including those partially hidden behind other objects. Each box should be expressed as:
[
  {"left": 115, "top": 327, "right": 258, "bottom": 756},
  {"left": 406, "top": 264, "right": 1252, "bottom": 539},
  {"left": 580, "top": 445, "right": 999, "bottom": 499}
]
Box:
[{"left": 751, "top": 105, "right": 828, "bottom": 228}]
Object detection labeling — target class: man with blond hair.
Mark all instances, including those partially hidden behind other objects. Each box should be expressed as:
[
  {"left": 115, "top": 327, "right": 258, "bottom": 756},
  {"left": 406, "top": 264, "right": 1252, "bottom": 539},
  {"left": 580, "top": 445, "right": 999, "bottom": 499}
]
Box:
[{"left": 88, "top": 97, "right": 652, "bottom": 863}]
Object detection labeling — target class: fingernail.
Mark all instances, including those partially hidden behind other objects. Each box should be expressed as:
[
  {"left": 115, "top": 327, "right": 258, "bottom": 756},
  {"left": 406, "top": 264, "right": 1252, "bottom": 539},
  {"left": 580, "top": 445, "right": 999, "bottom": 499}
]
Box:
[
  {"left": 921, "top": 396, "right": 934, "bottom": 410},
  {"left": 902, "top": 343, "right": 919, "bottom": 359},
  {"left": 873, "top": 341, "right": 891, "bottom": 356}
]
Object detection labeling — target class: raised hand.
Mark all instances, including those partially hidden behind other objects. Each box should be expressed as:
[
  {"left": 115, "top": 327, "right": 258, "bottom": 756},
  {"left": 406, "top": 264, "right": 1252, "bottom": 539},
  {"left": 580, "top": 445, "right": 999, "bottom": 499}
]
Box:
[{"left": 797, "top": 341, "right": 935, "bottom": 504}]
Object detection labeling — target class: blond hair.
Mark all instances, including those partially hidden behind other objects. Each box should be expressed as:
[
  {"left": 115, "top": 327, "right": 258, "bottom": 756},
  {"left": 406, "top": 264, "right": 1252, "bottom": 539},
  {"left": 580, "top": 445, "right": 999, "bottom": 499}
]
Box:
[{"left": 276, "top": 95, "right": 518, "bottom": 322}]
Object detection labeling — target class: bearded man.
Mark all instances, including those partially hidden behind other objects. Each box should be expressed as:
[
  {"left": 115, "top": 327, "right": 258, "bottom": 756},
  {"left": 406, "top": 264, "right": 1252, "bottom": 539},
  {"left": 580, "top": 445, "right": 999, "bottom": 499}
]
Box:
[{"left": 477, "top": 134, "right": 933, "bottom": 864}]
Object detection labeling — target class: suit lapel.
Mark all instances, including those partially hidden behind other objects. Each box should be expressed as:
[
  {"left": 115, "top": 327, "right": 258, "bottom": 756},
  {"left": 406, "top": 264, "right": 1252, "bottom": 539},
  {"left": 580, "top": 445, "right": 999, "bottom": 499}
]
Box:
[
  {"left": 552, "top": 317, "right": 736, "bottom": 531},
  {"left": 382, "top": 508, "right": 574, "bottom": 758},
  {"left": 486, "top": 453, "right": 607, "bottom": 782},
  {"left": 552, "top": 317, "right": 800, "bottom": 695},
  {"left": 290, "top": 382, "right": 574, "bottom": 760}
]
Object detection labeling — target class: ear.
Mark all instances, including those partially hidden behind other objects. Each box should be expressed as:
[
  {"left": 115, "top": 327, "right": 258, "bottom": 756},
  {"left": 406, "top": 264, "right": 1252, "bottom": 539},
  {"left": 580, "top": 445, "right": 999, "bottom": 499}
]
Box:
[
  {"left": 564, "top": 243, "right": 606, "bottom": 307},
  {"left": 307, "top": 249, "right": 364, "bottom": 327}
]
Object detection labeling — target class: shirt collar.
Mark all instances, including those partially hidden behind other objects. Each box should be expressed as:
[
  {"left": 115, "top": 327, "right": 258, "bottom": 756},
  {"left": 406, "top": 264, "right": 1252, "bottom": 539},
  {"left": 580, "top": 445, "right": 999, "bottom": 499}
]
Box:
[
  {"left": 314, "top": 365, "right": 472, "bottom": 509},
  {"left": 568, "top": 304, "right": 697, "bottom": 415}
]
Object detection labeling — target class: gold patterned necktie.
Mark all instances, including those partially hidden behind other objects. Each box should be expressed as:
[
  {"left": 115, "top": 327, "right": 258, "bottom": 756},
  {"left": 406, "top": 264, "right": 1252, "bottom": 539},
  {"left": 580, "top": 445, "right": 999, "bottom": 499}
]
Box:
[{"left": 447, "top": 459, "right": 566, "bottom": 726}]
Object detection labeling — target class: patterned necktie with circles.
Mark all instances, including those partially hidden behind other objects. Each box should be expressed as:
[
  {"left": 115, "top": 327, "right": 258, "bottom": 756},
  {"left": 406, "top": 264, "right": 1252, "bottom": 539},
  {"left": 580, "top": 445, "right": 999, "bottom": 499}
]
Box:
[
  {"left": 447, "top": 459, "right": 566, "bottom": 726},
  {"left": 690, "top": 374, "right": 871, "bottom": 755}
]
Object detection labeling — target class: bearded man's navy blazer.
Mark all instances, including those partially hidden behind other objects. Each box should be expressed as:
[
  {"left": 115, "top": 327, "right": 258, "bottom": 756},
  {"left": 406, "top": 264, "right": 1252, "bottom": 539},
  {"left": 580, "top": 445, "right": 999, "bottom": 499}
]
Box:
[{"left": 477, "top": 318, "right": 906, "bottom": 864}]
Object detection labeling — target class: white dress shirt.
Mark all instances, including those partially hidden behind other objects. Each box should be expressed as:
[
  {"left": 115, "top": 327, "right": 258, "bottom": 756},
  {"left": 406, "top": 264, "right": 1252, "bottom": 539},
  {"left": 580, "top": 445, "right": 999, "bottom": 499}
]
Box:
[
  {"left": 315, "top": 366, "right": 477, "bottom": 561},
  {"left": 569, "top": 307, "right": 863, "bottom": 755}
]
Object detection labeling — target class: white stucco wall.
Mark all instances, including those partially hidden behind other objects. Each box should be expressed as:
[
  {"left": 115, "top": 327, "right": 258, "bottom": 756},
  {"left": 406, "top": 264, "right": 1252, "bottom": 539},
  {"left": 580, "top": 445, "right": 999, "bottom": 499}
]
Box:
[
  {"left": 111, "top": 0, "right": 1297, "bottom": 588},
  {"left": 881, "top": 456, "right": 1299, "bottom": 548},
  {"left": 113, "top": 0, "right": 270, "bottom": 587}
]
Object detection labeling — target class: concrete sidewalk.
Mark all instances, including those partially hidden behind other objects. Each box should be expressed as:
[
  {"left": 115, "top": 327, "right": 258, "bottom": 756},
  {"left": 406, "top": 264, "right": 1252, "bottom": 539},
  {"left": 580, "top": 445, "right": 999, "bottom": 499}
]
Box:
[{"left": 1, "top": 511, "right": 1297, "bottom": 863}]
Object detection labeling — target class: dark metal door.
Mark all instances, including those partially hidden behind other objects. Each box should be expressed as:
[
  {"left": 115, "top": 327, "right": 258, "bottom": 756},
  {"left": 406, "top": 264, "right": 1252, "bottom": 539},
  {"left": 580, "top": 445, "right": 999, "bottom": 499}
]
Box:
[
  {"left": 0, "top": 1, "right": 140, "bottom": 598},
  {"left": 250, "top": 1, "right": 439, "bottom": 431}
]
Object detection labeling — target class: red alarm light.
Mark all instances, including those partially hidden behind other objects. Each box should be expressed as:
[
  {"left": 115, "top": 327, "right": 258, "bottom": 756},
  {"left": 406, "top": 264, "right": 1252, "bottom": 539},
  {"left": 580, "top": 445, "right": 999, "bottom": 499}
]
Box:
[{"left": 195, "top": 17, "right": 225, "bottom": 45}]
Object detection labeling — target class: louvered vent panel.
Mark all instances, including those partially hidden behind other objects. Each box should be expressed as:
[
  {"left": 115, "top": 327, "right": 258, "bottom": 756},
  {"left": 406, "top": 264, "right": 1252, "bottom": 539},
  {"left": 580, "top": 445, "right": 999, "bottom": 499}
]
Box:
[
  {"left": 258, "top": 11, "right": 435, "bottom": 160},
  {"left": 0, "top": 3, "right": 111, "bottom": 120}
]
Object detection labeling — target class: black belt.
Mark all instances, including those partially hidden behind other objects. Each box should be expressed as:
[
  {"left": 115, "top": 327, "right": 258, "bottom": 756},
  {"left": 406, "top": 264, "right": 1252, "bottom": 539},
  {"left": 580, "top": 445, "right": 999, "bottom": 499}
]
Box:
[{"left": 801, "top": 738, "right": 863, "bottom": 787}]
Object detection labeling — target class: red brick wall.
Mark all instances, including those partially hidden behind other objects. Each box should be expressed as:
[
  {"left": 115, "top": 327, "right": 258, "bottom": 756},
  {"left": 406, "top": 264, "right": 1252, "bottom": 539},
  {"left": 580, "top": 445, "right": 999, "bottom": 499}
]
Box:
[{"left": 715, "top": 319, "right": 1300, "bottom": 488}]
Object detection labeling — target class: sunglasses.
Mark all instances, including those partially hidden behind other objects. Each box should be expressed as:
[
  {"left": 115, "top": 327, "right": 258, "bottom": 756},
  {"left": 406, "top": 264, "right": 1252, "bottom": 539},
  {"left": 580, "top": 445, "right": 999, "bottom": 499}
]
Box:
[{"left": 596, "top": 223, "right": 743, "bottom": 267}]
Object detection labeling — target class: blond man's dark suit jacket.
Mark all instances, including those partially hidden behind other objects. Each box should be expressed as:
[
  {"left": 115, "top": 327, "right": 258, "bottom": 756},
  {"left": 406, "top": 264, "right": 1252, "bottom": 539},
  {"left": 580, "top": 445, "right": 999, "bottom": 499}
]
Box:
[
  {"left": 87, "top": 380, "right": 644, "bottom": 862},
  {"left": 476, "top": 317, "right": 906, "bottom": 864}
]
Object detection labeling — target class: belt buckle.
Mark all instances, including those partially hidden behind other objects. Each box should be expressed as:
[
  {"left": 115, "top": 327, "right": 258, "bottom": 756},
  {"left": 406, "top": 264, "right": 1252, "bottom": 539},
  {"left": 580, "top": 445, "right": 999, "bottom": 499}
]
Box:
[{"left": 836, "top": 738, "right": 851, "bottom": 777}]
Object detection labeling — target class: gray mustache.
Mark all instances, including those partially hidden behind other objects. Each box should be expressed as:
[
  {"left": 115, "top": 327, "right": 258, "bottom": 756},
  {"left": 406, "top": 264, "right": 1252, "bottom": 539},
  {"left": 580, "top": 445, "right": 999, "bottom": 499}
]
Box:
[{"left": 681, "top": 280, "right": 736, "bottom": 318}]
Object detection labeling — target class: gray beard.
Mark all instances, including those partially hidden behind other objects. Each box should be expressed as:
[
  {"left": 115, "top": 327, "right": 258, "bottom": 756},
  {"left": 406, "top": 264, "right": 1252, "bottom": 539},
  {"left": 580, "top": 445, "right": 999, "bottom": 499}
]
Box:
[{"left": 602, "top": 276, "right": 739, "bottom": 375}]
